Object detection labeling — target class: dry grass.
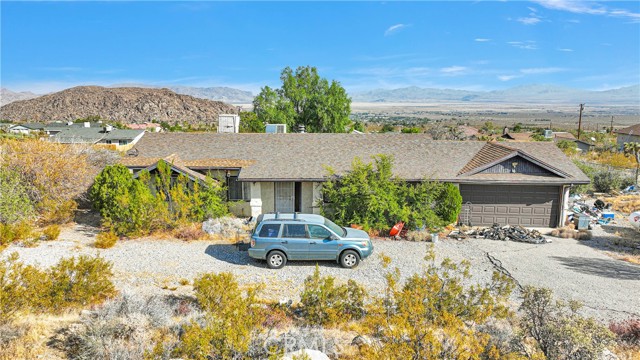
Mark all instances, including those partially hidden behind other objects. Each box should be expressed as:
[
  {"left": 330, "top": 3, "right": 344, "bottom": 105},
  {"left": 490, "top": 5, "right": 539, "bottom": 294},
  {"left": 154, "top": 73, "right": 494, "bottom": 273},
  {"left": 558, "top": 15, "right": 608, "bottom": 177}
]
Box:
[
  {"left": 173, "top": 223, "right": 206, "bottom": 241},
  {"left": 611, "top": 195, "right": 640, "bottom": 214},
  {"left": 549, "top": 225, "right": 593, "bottom": 240},
  {"left": 0, "top": 313, "right": 78, "bottom": 360}
]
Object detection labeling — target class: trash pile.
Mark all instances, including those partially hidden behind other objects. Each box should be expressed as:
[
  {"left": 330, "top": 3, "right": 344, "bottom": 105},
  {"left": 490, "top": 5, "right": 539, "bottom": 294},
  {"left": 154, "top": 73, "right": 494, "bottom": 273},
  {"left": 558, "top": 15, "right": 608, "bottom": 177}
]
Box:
[
  {"left": 449, "top": 224, "right": 551, "bottom": 244},
  {"left": 569, "top": 196, "right": 616, "bottom": 228}
]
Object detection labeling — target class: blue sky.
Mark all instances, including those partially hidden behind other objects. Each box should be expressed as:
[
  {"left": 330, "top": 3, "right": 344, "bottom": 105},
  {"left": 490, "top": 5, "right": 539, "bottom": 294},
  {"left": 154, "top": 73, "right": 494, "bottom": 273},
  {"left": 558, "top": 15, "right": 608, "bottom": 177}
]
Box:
[{"left": 1, "top": 1, "right": 639, "bottom": 94}]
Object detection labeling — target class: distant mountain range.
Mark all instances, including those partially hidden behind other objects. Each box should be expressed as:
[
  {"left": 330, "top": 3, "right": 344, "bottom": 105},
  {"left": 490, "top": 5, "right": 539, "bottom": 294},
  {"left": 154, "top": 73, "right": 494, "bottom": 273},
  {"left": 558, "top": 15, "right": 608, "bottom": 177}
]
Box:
[
  {"left": 0, "top": 88, "right": 40, "bottom": 106},
  {"left": 351, "top": 84, "right": 640, "bottom": 105},
  {"left": 1, "top": 83, "right": 638, "bottom": 108},
  {"left": 0, "top": 86, "right": 238, "bottom": 125}
]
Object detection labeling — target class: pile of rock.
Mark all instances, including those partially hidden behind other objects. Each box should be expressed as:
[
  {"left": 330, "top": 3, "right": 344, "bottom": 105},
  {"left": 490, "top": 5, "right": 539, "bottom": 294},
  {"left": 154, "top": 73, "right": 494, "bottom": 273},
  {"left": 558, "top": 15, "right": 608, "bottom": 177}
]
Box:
[
  {"left": 470, "top": 224, "right": 550, "bottom": 244},
  {"left": 202, "top": 217, "right": 251, "bottom": 241}
]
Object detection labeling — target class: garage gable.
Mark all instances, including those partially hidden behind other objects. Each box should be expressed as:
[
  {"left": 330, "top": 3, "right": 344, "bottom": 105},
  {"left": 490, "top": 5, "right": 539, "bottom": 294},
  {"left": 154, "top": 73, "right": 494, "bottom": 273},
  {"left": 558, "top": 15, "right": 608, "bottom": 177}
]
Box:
[{"left": 458, "top": 142, "right": 570, "bottom": 178}]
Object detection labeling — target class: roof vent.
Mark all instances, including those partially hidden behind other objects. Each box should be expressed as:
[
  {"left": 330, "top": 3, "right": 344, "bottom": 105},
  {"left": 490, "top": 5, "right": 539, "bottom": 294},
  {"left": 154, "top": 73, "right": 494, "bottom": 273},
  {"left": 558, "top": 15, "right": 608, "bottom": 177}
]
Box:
[
  {"left": 104, "top": 125, "right": 113, "bottom": 132},
  {"left": 84, "top": 122, "right": 91, "bottom": 128},
  {"left": 67, "top": 121, "right": 73, "bottom": 126},
  {"left": 298, "top": 124, "right": 305, "bottom": 133}
]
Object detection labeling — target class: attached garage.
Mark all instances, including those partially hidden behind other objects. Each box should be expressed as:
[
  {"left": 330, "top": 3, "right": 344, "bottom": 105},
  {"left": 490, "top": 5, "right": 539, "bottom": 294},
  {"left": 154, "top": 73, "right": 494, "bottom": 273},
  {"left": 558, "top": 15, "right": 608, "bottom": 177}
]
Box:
[{"left": 460, "top": 184, "right": 560, "bottom": 227}]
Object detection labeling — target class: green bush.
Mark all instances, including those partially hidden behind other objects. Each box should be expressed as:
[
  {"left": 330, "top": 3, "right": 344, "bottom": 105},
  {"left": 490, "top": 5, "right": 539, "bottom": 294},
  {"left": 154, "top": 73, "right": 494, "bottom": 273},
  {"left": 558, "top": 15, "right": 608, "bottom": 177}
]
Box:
[
  {"left": 42, "top": 225, "right": 61, "bottom": 241},
  {"left": 90, "top": 162, "right": 228, "bottom": 236},
  {"left": 0, "top": 253, "right": 116, "bottom": 323},
  {"left": 95, "top": 231, "right": 118, "bottom": 248},
  {"left": 321, "top": 155, "right": 462, "bottom": 231},
  {"left": 0, "top": 168, "right": 34, "bottom": 225},
  {"left": 0, "top": 221, "right": 35, "bottom": 246},
  {"left": 174, "top": 272, "right": 265, "bottom": 360},
  {"left": 300, "top": 266, "right": 367, "bottom": 326},
  {"left": 592, "top": 170, "right": 622, "bottom": 193}
]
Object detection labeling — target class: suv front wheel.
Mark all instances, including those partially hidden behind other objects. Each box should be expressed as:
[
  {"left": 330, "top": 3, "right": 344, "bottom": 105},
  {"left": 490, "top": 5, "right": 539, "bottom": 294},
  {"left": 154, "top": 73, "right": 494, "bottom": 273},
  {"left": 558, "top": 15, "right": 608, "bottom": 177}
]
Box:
[
  {"left": 339, "top": 250, "right": 360, "bottom": 269},
  {"left": 267, "top": 250, "right": 287, "bottom": 269}
]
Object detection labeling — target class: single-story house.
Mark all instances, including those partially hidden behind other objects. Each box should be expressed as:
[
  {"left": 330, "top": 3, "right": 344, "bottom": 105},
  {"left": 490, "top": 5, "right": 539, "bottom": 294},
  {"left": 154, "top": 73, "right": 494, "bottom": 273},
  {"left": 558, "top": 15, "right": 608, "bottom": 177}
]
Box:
[
  {"left": 52, "top": 126, "right": 145, "bottom": 151},
  {"left": 553, "top": 132, "right": 576, "bottom": 142},
  {"left": 8, "top": 123, "right": 46, "bottom": 134},
  {"left": 574, "top": 139, "right": 595, "bottom": 152},
  {"left": 615, "top": 124, "right": 640, "bottom": 151},
  {"left": 122, "top": 133, "right": 589, "bottom": 228}
]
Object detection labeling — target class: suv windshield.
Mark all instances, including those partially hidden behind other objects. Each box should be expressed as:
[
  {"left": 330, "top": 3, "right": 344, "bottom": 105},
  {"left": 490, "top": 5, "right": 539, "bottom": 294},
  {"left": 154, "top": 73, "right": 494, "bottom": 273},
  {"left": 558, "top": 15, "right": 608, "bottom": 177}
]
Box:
[{"left": 324, "top": 218, "right": 346, "bottom": 237}]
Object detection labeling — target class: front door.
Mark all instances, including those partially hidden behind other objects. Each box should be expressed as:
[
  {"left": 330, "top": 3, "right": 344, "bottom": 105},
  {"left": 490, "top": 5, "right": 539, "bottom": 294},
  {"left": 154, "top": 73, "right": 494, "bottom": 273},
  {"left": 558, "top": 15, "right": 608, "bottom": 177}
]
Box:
[
  {"left": 275, "top": 182, "right": 295, "bottom": 212},
  {"left": 281, "top": 223, "right": 309, "bottom": 260},
  {"left": 308, "top": 224, "right": 338, "bottom": 260}
]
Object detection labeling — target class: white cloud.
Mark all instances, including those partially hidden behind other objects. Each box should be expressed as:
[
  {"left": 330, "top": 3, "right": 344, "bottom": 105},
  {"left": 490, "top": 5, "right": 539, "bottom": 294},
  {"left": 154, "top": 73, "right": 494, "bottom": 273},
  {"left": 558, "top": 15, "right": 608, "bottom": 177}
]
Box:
[
  {"left": 498, "top": 75, "right": 520, "bottom": 81},
  {"left": 475, "top": 38, "right": 491, "bottom": 42},
  {"left": 384, "top": 24, "right": 408, "bottom": 36},
  {"left": 557, "top": 48, "right": 574, "bottom": 52},
  {"left": 520, "top": 67, "right": 565, "bottom": 74},
  {"left": 517, "top": 16, "right": 541, "bottom": 25},
  {"left": 507, "top": 41, "right": 538, "bottom": 50},
  {"left": 533, "top": 0, "right": 640, "bottom": 22},
  {"left": 440, "top": 66, "right": 468, "bottom": 75}
]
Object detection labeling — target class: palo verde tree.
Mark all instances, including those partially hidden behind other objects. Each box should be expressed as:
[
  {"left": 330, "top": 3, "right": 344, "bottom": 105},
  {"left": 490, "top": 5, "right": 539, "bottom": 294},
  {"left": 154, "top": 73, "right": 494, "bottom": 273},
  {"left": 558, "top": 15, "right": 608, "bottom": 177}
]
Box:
[{"left": 253, "top": 66, "right": 351, "bottom": 133}]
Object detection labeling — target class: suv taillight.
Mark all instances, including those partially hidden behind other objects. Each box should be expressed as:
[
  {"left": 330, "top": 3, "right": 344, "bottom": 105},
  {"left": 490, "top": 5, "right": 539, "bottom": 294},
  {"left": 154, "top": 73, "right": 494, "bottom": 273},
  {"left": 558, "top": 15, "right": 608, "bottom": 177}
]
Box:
[{"left": 251, "top": 238, "right": 256, "bottom": 247}]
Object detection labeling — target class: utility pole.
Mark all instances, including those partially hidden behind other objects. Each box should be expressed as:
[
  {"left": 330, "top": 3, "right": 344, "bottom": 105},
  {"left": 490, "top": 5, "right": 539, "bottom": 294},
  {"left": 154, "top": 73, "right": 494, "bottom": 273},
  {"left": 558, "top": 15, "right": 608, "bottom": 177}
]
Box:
[
  {"left": 610, "top": 116, "right": 614, "bottom": 134},
  {"left": 577, "top": 103, "right": 584, "bottom": 140}
]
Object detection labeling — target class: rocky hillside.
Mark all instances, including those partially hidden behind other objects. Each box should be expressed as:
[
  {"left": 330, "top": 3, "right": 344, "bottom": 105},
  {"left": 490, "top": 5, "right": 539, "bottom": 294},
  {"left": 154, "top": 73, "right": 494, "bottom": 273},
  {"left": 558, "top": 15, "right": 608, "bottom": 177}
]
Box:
[
  {"left": 0, "top": 86, "right": 239, "bottom": 125},
  {"left": 1, "top": 88, "right": 40, "bottom": 106}
]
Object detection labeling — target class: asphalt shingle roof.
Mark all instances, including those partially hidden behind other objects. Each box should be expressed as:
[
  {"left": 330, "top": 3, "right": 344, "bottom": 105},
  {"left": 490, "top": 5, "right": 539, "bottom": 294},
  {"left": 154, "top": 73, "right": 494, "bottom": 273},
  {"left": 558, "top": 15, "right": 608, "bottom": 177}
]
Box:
[
  {"left": 53, "top": 128, "right": 144, "bottom": 142},
  {"left": 615, "top": 124, "right": 640, "bottom": 136},
  {"left": 128, "top": 133, "right": 589, "bottom": 184}
]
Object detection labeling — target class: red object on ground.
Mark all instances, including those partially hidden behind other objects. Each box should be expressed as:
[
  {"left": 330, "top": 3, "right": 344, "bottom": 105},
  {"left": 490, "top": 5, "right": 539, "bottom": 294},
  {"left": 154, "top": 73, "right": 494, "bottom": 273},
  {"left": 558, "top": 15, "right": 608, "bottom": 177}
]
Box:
[{"left": 389, "top": 222, "right": 404, "bottom": 236}]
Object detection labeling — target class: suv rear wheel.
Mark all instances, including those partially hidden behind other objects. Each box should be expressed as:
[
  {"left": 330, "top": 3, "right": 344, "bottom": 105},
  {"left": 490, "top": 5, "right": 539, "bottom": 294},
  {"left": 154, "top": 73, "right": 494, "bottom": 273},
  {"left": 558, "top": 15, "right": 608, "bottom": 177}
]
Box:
[
  {"left": 267, "top": 250, "right": 287, "bottom": 269},
  {"left": 339, "top": 250, "right": 360, "bottom": 269}
]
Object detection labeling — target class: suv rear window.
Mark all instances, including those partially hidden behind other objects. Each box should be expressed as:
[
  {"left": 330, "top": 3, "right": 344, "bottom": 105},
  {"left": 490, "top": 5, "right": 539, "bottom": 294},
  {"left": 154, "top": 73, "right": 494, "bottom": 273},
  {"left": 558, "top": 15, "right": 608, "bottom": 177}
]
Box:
[{"left": 259, "top": 224, "right": 281, "bottom": 238}]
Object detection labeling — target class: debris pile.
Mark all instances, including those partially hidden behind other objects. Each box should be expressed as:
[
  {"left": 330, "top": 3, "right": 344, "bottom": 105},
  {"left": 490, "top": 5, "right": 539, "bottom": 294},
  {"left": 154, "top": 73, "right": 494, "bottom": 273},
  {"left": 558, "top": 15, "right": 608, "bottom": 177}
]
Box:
[{"left": 450, "top": 224, "right": 551, "bottom": 244}]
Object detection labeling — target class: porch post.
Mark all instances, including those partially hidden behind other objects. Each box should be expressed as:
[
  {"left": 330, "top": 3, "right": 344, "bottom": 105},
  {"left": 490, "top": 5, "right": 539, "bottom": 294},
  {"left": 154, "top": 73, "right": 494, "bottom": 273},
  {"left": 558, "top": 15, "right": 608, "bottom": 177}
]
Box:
[
  {"left": 559, "top": 185, "right": 571, "bottom": 227},
  {"left": 249, "top": 182, "right": 262, "bottom": 218},
  {"left": 312, "top": 182, "right": 323, "bottom": 214}
]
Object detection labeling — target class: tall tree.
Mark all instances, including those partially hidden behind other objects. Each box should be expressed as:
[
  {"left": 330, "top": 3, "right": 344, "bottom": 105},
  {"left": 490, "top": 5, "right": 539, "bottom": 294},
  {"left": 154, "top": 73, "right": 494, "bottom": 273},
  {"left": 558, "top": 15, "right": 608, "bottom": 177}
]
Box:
[
  {"left": 253, "top": 66, "right": 351, "bottom": 133},
  {"left": 624, "top": 142, "right": 640, "bottom": 185}
]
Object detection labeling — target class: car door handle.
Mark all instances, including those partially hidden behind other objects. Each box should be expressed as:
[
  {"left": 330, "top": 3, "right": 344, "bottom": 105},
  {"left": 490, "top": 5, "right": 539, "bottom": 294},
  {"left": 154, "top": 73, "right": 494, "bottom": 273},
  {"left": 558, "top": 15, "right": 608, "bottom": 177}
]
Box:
[
  {"left": 280, "top": 240, "right": 288, "bottom": 244},
  {"left": 310, "top": 241, "right": 316, "bottom": 244}
]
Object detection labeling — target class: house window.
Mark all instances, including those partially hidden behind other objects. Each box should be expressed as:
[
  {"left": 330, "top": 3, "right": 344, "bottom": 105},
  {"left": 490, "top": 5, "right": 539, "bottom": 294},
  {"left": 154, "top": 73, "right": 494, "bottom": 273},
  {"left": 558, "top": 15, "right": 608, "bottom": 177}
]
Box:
[
  {"left": 228, "top": 176, "right": 251, "bottom": 201},
  {"left": 105, "top": 140, "right": 112, "bottom": 144},
  {"left": 118, "top": 139, "right": 129, "bottom": 145}
]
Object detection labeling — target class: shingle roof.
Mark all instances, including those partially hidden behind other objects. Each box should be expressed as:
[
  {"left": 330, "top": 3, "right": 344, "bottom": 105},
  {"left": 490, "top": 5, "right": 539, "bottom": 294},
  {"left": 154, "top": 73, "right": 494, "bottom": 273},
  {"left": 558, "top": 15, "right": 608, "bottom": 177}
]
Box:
[
  {"left": 128, "top": 133, "right": 589, "bottom": 184},
  {"left": 458, "top": 142, "right": 516, "bottom": 175},
  {"left": 53, "top": 128, "right": 144, "bottom": 142},
  {"left": 131, "top": 155, "right": 210, "bottom": 183},
  {"left": 615, "top": 124, "right": 640, "bottom": 136}
]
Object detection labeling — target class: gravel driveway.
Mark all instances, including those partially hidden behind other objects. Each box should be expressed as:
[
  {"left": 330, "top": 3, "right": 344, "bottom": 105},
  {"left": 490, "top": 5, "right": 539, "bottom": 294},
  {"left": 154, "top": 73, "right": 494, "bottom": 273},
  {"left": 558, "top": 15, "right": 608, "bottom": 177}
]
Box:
[{"left": 3, "top": 223, "right": 639, "bottom": 322}]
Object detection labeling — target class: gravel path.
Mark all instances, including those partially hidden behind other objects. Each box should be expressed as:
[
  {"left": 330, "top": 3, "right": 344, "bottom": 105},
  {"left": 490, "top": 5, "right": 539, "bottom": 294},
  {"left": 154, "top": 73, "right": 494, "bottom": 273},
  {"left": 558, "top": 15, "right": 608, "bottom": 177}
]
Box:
[{"left": 3, "top": 222, "right": 639, "bottom": 322}]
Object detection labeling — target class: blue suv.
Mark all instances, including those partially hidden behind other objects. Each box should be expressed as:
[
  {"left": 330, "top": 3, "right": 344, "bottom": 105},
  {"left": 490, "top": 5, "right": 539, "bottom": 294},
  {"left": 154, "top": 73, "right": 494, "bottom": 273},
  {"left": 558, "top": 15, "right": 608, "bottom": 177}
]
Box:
[{"left": 248, "top": 213, "right": 373, "bottom": 269}]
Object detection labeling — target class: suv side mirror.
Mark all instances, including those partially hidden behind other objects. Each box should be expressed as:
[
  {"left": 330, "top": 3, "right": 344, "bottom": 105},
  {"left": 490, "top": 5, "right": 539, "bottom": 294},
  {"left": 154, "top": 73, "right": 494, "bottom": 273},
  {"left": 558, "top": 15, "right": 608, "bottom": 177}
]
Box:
[{"left": 329, "top": 234, "right": 338, "bottom": 241}]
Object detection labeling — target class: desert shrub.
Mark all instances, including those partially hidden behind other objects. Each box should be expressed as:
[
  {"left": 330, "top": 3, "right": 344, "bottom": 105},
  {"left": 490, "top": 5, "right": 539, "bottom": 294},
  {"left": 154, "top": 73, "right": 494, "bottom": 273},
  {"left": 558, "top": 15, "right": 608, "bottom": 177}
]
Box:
[
  {"left": 0, "top": 168, "right": 34, "bottom": 225},
  {"left": 609, "top": 318, "right": 640, "bottom": 346},
  {"left": 0, "top": 139, "right": 116, "bottom": 225},
  {"left": 359, "top": 247, "right": 515, "bottom": 359},
  {"left": 556, "top": 140, "right": 578, "bottom": 156},
  {"left": 0, "top": 253, "right": 37, "bottom": 323},
  {"left": 586, "top": 150, "right": 636, "bottom": 169},
  {"left": 173, "top": 272, "right": 266, "bottom": 360},
  {"left": 518, "top": 286, "right": 615, "bottom": 360},
  {"left": 321, "top": 155, "right": 461, "bottom": 231},
  {"left": 95, "top": 231, "right": 118, "bottom": 249},
  {"left": 60, "top": 294, "right": 181, "bottom": 360},
  {"left": 173, "top": 223, "right": 206, "bottom": 241},
  {"left": 405, "top": 229, "right": 431, "bottom": 241},
  {"left": 299, "top": 266, "right": 367, "bottom": 326},
  {"left": 45, "top": 255, "right": 117, "bottom": 311},
  {"left": 42, "top": 225, "right": 61, "bottom": 241},
  {"left": 592, "top": 170, "right": 622, "bottom": 192},
  {"left": 572, "top": 161, "right": 595, "bottom": 194}
]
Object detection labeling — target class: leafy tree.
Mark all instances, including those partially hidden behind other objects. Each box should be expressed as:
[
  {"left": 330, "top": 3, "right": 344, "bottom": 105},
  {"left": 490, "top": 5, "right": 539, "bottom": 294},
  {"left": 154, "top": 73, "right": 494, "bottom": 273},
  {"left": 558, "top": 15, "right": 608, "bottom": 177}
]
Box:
[
  {"left": 239, "top": 111, "right": 265, "bottom": 133},
  {"left": 434, "top": 183, "right": 463, "bottom": 224},
  {"left": 352, "top": 120, "right": 366, "bottom": 133},
  {"left": 380, "top": 124, "right": 395, "bottom": 133},
  {"left": 480, "top": 121, "right": 498, "bottom": 135},
  {"left": 556, "top": 139, "right": 578, "bottom": 156},
  {"left": 513, "top": 123, "right": 523, "bottom": 133},
  {"left": 253, "top": 66, "right": 351, "bottom": 133}
]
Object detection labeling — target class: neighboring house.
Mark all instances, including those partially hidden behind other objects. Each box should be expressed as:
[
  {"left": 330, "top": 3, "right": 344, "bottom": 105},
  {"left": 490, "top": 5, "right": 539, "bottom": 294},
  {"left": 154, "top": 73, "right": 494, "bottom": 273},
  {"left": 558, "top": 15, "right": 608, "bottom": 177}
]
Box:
[
  {"left": 126, "top": 122, "right": 162, "bottom": 132},
  {"left": 458, "top": 125, "right": 480, "bottom": 140},
  {"left": 8, "top": 123, "right": 46, "bottom": 134},
  {"left": 501, "top": 130, "right": 533, "bottom": 141},
  {"left": 51, "top": 126, "right": 145, "bottom": 151},
  {"left": 552, "top": 132, "right": 576, "bottom": 142},
  {"left": 574, "top": 139, "right": 595, "bottom": 152},
  {"left": 615, "top": 124, "right": 640, "bottom": 151},
  {"left": 123, "top": 133, "right": 589, "bottom": 228}
]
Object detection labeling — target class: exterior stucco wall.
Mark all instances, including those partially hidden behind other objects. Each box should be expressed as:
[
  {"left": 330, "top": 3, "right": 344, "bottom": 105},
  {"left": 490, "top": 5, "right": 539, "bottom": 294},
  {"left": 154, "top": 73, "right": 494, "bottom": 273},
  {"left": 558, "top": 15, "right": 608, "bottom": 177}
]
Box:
[
  {"left": 229, "top": 201, "right": 251, "bottom": 217},
  {"left": 301, "top": 182, "right": 315, "bottom": 213}
]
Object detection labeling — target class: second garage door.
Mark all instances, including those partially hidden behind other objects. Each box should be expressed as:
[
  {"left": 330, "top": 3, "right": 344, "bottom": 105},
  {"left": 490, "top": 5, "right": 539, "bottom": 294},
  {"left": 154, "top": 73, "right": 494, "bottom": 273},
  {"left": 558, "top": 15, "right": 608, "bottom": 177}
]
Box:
[{"left": 459, "top": 184, "right": 559, "bottom": 227}]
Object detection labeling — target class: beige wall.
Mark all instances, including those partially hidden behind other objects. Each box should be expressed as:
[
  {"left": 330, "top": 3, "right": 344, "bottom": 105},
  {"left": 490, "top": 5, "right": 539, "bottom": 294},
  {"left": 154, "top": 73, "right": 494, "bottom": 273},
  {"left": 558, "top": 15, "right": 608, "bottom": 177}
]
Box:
[
  {"left": 301, "top": 182, "right": 314, "bottom": 213},
  {"left": 229, "top": 201, "right": 251, "bottom": 217},
  {"left": 261, "top": 182, "right": 275, "bottom": 213}
]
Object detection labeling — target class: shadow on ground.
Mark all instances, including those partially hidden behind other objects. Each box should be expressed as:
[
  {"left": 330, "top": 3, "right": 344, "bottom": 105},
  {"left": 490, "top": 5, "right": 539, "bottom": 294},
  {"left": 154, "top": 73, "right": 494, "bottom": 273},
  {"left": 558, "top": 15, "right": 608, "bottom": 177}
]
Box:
[
  {"left": 204, "top": 244, "right": 344, "bottom": 269},
  {"left": 551, "top": 256, "right": 640, "bottom": 280}
]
